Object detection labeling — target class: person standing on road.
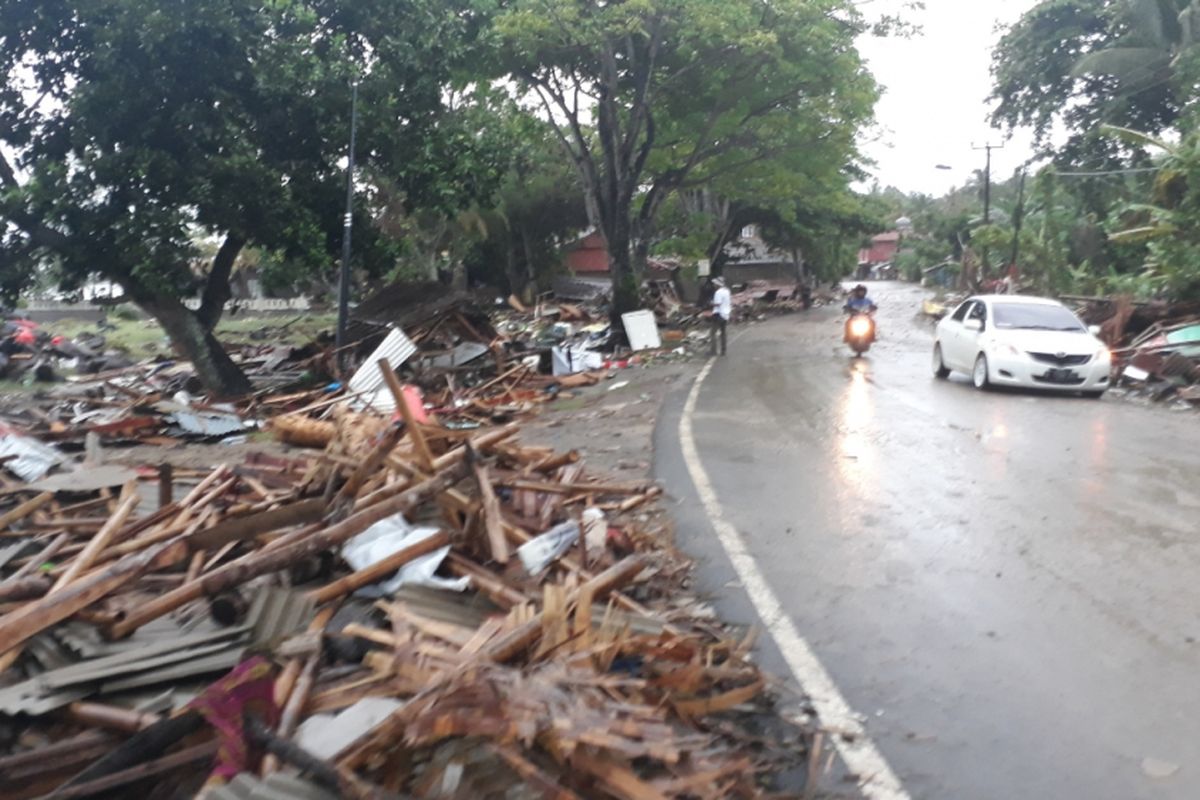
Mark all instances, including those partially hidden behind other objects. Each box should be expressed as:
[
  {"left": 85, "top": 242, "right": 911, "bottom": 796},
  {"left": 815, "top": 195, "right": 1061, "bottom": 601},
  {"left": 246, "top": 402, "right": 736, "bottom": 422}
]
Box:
[{"left": 710, "top": 276, "right": 732, "bottom": 356}]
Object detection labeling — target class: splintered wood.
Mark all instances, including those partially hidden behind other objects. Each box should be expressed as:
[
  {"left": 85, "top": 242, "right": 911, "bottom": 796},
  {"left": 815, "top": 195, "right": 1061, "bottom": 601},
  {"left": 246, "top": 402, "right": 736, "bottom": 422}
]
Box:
[{"left": 0, "top": 390, "right": 780, "bottom": 800}]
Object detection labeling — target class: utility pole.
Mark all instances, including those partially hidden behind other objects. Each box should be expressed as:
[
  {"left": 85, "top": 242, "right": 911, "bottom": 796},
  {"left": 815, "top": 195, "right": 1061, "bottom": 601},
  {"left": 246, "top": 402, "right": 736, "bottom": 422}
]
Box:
[
  {"left": 972, "top": 142, "right": 1004, "bottom": 279},
  {"left": 972, "top": 142, "right": 1004, "bottom": 224},
  {"left": 335, "top": 81, "right": 359, "bottom": 376}
]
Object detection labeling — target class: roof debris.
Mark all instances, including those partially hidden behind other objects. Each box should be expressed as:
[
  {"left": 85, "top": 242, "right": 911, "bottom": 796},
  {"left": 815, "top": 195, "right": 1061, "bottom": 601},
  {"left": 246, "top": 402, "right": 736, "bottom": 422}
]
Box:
[{"left": 0, "top": 281, "right": 817, "bottom": 799}]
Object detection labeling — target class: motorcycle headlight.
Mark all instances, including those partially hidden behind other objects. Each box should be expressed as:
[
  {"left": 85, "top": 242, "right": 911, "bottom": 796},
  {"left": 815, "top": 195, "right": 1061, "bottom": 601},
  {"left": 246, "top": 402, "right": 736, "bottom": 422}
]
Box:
[{"left": 849, "top": 318, "right": 872, "bottom": 336}]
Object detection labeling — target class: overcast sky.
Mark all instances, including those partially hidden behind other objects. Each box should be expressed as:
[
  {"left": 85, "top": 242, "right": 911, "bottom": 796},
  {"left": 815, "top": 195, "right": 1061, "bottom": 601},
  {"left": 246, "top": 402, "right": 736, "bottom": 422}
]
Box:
[{"left": 856, "top": 0, "right": 1042, "bottom": 197}]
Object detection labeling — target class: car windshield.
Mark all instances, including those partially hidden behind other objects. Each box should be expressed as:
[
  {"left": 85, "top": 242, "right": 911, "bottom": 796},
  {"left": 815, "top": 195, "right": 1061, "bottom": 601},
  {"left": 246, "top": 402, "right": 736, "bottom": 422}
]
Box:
[{"left": 991, "top": 303, "right": 1085, "bottom": 332}]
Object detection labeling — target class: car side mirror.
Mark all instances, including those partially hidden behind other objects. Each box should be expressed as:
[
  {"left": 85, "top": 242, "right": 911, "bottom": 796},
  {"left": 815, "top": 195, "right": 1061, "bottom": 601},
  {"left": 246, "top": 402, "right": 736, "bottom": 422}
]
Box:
[
  {"left": 963, "top": 318, "right": 983, "bottom": 332},
  {"left": 1088, "top": 324, "right": 1101, "bottom": 336}
]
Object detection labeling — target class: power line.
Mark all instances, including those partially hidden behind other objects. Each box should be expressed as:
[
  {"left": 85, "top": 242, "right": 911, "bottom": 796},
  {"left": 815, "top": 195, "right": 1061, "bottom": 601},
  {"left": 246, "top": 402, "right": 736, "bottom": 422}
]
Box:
[{"left": 1051, "top": 166, "right": 1159, "bottom": 177}]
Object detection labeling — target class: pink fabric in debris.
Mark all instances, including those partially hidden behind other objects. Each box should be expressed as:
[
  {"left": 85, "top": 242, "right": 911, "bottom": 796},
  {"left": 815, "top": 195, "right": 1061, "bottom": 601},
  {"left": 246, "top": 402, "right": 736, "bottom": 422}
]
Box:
[{"left": 187, "top": 656, "right": 280, "bottom": 783}]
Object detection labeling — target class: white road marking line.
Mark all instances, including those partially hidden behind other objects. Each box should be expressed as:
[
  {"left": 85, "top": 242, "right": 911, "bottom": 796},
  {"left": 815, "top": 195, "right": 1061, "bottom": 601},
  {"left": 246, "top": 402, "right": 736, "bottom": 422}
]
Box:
[{"left": 679, "top": 357, "right": 912, "bottom": 800}]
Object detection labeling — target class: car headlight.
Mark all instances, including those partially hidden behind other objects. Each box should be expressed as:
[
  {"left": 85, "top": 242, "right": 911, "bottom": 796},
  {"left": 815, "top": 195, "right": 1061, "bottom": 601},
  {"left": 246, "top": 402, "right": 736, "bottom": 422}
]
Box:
[{"left": 1096, "top": 346, "right": 1111, "bottom": 361}]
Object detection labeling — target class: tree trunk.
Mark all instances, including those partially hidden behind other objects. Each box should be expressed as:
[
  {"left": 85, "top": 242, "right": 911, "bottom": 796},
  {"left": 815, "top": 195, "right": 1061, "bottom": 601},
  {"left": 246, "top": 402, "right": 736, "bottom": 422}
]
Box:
[
  {"left": 503, "top": 231, "right": 522, "bottom": 299},
  {"left": 519, "top": 226, "right": 537, "bottom": 301},
  {"left": 195, "top": 235, "right": 245, "bottom": 331},
  {"left": 141, "top": 296, "right": 253, "bottom": 396},
  {"left": 603, "top": 220, "right": 640, "bottom": 327}
]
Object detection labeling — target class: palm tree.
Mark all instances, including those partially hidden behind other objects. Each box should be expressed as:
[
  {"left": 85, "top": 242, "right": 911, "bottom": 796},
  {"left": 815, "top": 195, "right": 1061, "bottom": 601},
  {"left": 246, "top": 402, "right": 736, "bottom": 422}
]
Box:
[{"left": 1072, "top": 0, "right": 1198, "bottom": 95}]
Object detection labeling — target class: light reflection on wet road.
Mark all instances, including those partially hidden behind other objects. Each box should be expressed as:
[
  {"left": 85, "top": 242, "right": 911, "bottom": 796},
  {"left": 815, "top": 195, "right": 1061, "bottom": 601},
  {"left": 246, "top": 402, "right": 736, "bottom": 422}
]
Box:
[{"left": 673, "top": 282, "right": 1200, "bottom": 799}]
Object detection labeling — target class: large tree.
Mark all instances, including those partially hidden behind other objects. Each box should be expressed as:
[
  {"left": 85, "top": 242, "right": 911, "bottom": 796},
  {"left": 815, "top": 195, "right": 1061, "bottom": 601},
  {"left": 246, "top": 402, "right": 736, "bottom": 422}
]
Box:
[
  {"left": 0, "top": 0, "right": 503, "bottom": 394},
  {"left": 494, "top": 0, "right": 877, "bottom": 317}
]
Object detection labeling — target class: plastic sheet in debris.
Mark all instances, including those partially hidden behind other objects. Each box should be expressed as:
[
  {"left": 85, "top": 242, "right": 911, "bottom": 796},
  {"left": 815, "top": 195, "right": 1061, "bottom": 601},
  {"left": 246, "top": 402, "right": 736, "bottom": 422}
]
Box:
[
  {"left": 169, "top": 410, "right": 247, "bottom": 437},
  {"left": 0, "top": 427, "right": 64, "bottom": 481},
  {"left": 342, "top": 514, "right": 468, "bottom": 595},
  {"left": 295, "top": 697, "right": 404, "bottom": 761},
  {"left": 348, "top": 327, "right": 418, "bottom": 413},
  {"left": 517, "top": 519, "right": 580, "bottom": 574},
  {"left": 551, "top": 345, "right": 605, "bottom": 376}
]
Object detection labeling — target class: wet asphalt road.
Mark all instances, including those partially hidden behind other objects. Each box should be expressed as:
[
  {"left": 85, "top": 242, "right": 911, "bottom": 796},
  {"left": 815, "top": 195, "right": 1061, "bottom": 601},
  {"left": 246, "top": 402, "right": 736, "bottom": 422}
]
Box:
[{"left": 656, "top": 282, "right": 1200, "bottom": 799}]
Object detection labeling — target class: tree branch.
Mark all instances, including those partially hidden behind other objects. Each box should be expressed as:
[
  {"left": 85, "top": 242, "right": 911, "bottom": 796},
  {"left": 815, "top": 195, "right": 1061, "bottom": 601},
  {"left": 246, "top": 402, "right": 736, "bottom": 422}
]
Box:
[
  {"left": 0, "top": 150, "right": 71, "bottom": 252},
  {"left": 196, "top": 234, "right": 245, "bottom": 331}
]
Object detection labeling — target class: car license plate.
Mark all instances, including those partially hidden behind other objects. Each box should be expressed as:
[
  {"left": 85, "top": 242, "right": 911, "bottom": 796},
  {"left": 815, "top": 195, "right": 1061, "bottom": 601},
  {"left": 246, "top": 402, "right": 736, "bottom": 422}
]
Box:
[{"left": 1043, "top": 368, "right": 1077, "bottom": 383}]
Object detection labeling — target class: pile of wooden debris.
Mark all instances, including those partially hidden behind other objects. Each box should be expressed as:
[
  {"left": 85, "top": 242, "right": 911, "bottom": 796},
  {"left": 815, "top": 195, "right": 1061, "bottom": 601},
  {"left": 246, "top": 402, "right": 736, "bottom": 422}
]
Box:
[{"left": 0, "top": 357, "right": 801, "bottom": 799}]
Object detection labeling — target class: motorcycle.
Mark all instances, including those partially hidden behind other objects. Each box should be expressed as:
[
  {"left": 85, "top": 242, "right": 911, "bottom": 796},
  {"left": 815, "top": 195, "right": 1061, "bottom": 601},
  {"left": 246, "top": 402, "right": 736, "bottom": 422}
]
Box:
[{"left": 844, "top": 310, "right": 877, "bottom": 356}]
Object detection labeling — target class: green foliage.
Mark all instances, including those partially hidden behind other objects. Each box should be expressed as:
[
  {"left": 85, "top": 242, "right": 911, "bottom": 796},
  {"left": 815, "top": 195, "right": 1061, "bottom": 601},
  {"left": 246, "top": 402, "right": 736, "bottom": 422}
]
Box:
[
  {"left": 1105, "top": 129, "right": 1200, "bottom": 298},
  {"left": 0, "top": 0, "right": 505, "bottom": 305},
  {"left": 990, "top": 0, "right": 1189, "bottom": 162},
  {"left": 492, "top": 0, "right": 878, "bottom": 311}
]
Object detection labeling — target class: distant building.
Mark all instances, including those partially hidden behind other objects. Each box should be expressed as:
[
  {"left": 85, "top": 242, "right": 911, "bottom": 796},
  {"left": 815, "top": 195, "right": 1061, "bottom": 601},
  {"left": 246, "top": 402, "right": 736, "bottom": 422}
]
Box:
[
  {"left": 858, "top": 231, "right": 902, "bottom": 267},
  {"left": 560, "top": 224, "right": 798, "bottom": 293},
  {"left": 563, "top": 230, "right": 610, "bottom": 275},
  {"left": 560, "top": 229, "right": 678, "bottom": 289},
  {"left": 721, "top": 224, "right": 800, "bottom": 284}
]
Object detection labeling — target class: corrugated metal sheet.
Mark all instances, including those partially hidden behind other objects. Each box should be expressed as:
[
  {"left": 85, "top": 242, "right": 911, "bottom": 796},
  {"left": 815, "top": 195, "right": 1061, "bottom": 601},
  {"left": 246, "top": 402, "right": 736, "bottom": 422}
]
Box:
[
  {"left": 0, "top": 431, "right": 63, "bottom": 482},
  {"left": 39, "top": 638, "right": 239, "bottom": 690},
  {"left": 0, "top": 588, "right": 313, "bottom": 716},
  {"left": 99, "top": 648, "right": 245, "bottom": 693},
  {"left": 206, "top": 772, "right": 338, "bottom": 800},
  {"left": 348, "top": 327, "right": 417, "bottom": 413},
  {"left": 249, "top": 586, "right": 316, "bottom": 644}
]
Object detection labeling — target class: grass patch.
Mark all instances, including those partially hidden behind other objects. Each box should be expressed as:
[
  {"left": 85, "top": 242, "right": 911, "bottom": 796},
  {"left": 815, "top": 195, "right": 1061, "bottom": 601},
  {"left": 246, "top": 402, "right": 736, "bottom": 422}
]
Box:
[{"left": 38, "top": 311, "right": 338, "bottom": 359}]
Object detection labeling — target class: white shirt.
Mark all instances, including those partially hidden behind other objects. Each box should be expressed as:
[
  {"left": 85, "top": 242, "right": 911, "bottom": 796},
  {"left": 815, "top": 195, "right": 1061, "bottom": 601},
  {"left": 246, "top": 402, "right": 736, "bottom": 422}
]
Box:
[{"left": 713, "top": 287, "right": 732, "bottom": 320}]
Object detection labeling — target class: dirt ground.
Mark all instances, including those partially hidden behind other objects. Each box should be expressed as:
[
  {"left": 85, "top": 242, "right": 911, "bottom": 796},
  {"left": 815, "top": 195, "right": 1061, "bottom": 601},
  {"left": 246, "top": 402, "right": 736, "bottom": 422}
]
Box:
[{"left": 91, "top": 357, "right": 700, "bottom": 476}]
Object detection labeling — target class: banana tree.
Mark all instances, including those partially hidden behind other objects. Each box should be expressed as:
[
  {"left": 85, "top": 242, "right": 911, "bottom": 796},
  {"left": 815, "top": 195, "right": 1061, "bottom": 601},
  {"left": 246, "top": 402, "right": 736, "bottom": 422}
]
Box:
[
  {"left": 1073, "top": 0, "right": 1200, "bottom": 92},
  {"left": 1104, "top": 124, "right": 1200, "bottom": 297}
]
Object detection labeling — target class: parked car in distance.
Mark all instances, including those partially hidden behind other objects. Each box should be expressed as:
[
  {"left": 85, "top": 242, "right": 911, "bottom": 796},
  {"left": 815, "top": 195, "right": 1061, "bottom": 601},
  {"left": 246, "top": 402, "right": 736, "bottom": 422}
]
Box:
[{"left": 932, "top": 295, "right": 1112, "bottom": 398}]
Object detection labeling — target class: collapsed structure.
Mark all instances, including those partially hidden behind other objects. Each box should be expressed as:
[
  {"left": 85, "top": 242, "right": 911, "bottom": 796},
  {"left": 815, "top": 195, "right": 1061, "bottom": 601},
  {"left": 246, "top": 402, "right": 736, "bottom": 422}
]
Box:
[{"left": 0, "top": 284, "right": 817, "bottom": 799}]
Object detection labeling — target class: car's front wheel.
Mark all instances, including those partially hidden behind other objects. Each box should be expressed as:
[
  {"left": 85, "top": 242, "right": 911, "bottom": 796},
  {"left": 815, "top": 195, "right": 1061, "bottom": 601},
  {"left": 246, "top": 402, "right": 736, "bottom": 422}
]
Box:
[
  {"left": 972, "top": 353, "right": 991, "bottom": 391},
  {"left": 932, "top": 343, "right": 951, "bottom": 379}
]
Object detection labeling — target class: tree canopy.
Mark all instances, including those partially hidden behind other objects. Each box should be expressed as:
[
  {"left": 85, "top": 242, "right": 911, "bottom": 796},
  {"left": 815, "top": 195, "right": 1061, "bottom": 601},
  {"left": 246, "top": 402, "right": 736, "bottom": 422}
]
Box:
[
  {"left": 990, "top": 0, "right": 1197, "bottom": 162},
  {"left": 494, "top": 0, "right": 877, "bottom": 314},
  {"left": 985, "top": 0, "right": 1200, "bottom": 299},
  {"left": 0, "top": 0, "right": 506, "bottom": 393}
]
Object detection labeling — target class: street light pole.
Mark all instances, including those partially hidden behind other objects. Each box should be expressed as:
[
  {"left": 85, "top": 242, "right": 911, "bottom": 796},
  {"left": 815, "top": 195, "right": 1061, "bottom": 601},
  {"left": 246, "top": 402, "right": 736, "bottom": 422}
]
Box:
[{"left": 335, "top": 81, "right": 359, "bottom": 376}]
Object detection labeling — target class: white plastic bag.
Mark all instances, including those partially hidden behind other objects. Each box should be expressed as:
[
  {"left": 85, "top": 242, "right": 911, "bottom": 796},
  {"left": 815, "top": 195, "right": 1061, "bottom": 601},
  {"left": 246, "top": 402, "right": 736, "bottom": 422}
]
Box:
[
  {"left": 341, "top": 513, "right": 468, "bottom": 596},
  {"left": 517, "top": 520, "right": 580, "bottom": 574}
]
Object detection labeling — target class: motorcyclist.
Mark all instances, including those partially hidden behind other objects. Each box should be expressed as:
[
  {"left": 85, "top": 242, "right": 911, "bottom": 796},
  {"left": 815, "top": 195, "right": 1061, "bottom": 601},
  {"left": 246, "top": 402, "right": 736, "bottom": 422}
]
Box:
[
  {"left": 844, "top": 284, "right": 877, "bottom": 314},
  {"left": 843, "top": 284, "right": 878, "bottom": 350}
]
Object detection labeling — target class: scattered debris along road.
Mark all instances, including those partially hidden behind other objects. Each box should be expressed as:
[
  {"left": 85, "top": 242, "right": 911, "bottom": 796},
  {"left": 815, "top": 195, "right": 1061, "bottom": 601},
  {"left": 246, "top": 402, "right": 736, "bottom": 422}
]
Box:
[{"left": 0, "top": 294, "right": 811, "bottom": 798}]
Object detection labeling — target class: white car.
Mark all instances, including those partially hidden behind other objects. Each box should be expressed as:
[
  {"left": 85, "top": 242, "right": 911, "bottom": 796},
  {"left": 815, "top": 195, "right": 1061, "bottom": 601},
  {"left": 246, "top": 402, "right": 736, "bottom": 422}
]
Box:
[{"left": 932, "top": 295, "right": 1112, "bottom": 398}]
